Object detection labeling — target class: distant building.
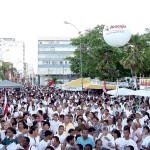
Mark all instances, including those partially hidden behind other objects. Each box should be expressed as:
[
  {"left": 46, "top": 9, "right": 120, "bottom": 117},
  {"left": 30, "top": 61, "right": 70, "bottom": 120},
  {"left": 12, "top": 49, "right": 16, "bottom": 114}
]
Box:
[
  {"left": 38, "top": 37, "right": 76, "bottom": 85},
  {"left": 0, "top": 38, "right": 25, "bottom": 81}
]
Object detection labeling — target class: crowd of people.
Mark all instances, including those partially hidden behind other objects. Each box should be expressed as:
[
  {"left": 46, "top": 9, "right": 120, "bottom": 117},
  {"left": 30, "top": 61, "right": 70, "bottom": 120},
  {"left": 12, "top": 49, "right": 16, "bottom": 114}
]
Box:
[{"left": 0, "top": 86, "right": 149, "bottom": 150}]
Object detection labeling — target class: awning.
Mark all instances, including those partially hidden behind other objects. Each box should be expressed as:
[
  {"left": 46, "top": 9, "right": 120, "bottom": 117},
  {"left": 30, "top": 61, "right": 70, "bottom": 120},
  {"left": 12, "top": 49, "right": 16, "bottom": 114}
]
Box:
[
  {"left": 0, "top": 80, "right": 23, "bottom": 88},
  {"left": 64, "top": 78, "right": 91, "bottom": 87}
]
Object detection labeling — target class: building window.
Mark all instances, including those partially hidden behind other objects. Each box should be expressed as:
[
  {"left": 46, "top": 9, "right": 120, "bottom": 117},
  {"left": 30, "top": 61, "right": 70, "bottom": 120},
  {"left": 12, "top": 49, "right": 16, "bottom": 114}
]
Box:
[
  {"left": 49, "top": 41, "right": 54, "bottom": 44},
  {"left": 50, "top": 47, "right": 55, "bottom": 51}
]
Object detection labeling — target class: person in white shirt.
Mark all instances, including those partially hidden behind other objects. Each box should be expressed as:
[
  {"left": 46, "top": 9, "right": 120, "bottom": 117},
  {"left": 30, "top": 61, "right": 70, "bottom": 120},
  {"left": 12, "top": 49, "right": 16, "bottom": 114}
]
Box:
[
  {"left": 37, "top": 103, "right": 46, "bottom": 113},
  {"left": 110, "top": 129, "right": 126, "bottom": 150},
  {"left": 88, "top": 127, "right": 96, "bottom": 140},
  {"left": 16, "top": 136, "right": 37, "bottom": 150},
  {"left": 55, "top": 125, "right": 66, "bottom": 144},
  {"left": 98, "top": 126, "right": 113, "bottom": 149},
  {"left": 38, "top": 130, "right": 53, "bottom": 150},
  {"left": 28, "top": 126, "right": 40, "bottom": 149},
  {"left": 29, "top": 105, "right": 37, "bottom": 115},
  {"left": 51, "top": 136, "right": 61, "bottom": 150},
  {"left": 122, "top": 125, "right": 138, "bottom": 150},
  {"left": 142, "top": 135, "right": 150, "bottom": 149},
  {"left": 50, "top": 113, "right": 61, "bottom": 134}
]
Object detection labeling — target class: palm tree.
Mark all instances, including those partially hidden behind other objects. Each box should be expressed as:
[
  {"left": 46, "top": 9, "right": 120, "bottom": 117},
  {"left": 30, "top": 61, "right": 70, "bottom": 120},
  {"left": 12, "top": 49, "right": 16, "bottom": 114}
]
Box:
[{"left": 120, "top": 33, "right": 150, "bottom": 77}]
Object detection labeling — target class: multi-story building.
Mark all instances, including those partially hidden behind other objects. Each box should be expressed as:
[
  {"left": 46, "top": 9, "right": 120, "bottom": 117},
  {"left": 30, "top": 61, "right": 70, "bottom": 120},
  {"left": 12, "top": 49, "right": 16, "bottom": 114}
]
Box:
[
  {"left": 0, "top": 38, "right": 25, "bottom": 82},
  {"left": 38, "top": 37, "right": 76, "bottom": 85}
]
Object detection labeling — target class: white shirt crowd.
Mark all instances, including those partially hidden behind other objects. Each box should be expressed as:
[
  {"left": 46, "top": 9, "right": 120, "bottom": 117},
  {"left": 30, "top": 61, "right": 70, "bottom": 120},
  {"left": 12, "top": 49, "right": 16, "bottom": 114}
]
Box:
[{"left": 0, "top": 87, "right": 149, "bottom": 150}]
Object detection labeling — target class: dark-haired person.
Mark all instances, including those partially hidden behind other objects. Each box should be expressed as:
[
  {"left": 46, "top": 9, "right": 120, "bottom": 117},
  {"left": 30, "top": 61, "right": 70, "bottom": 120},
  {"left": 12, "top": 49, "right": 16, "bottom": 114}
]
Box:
[
  {"left": 68, "top": 128, "right": 76, "bottom": 136},
  {"left": 40, "top": 121, "right": 51, "bottom": 140},
  {"left": 76, "top": 128, "right": 95, "bottom": 149},
  {"left": 75, "top": 144, "right": 83, "bottom": 150},
  {"left": 16, "top": 136, "right": 37, "bottom": 150},
  {"left": 91, "top": 117, "right": 102, "bottom": 137},
  {"left": 55, "top": 125, "right": 66, "bottom": 144},
  {"left": 126, "top": 145, "right": 134, "bottom": 150},
  {"left": 65, "top": 135, "right": 75, "bottom": 148},
  {"left": 39, "top": 130, "right": 53, "bottom": 150},
  {"left": 51, "top": 136, "right": 61, "bottom": 150},
  {"left": 127, "top": 118, "right": 133, "bottom": 128},
  {"left": 98, "top": 126, "right": 113, "bottom": 149},
  {"left": 88, "top": 127, "right": 96, "bottom": 140},
  {"left": 141, "top": 126, "right": 150, "bottom": 142},
  {"left": 50, "top": 113, "right": 61, "bottom": 134},
  {"left": 2, "top": 127, "right": 17, "bottom": 146},
  {"left": 16, "top": 120, "right": 28, "bottom": 137},
  {"left": 122, "top": 125, "right": 138, "bottom": 150},
  {"left": 110, "top": 129, "right": 124, "bottom": 149},
  {"left": 13, "top": 105, "right": 20, "bottom": 118},
  {"left": 28, "top": 126, "right": 40, "bottom": 148},
  {"left": 45, "top": 146, "right": 55, "bottom": 150},
  {"left": 84, "top": 144, "right": 92, "bottom": 150},
  {"left": 23, "top": 112, "right": 32, "bottom": 127},
  {"left": 93, "top": 139, "right": 107, "bottom": 150},
  {"left": 38, "top": 110, "right": 44, "bottom": 122}
]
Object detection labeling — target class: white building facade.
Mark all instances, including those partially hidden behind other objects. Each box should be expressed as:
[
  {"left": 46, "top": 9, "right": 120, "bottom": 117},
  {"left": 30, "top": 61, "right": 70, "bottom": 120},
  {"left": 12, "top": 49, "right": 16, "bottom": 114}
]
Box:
[
  {"left": 0, "top": 38, "right": 25, "bottom": 83},
  {"left": 38, "top": 37, "right": 76, "bottom": 85}
]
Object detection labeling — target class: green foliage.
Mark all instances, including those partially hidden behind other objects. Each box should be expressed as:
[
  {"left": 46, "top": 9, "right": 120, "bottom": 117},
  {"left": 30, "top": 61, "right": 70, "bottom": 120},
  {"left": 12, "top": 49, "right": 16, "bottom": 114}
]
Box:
[
  {"left": 120, "top": 32, "right": 150, "bottom": 76},
  {"left": 0, "top": 62, "right": 14, "bottom": 80},
  {"left": 66, "top": 25, "right": 150, "bottom": 81}
]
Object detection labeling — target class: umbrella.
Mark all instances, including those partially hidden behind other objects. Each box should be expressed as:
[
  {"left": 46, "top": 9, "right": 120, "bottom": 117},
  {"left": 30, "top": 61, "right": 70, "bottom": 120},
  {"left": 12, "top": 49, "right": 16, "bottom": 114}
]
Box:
[{"left": 107, "top": 88, "right": 134, "bottom": 96}]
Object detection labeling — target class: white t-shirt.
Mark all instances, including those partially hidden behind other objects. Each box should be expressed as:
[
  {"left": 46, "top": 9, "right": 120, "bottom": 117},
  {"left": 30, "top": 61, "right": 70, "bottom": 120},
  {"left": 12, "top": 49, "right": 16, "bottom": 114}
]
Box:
[
  {"left": 142, "top": 136, "right": 150, "bottom": 148},
  {"left": 50, "top": 120, "right": 61, "bottom": 134},
  {"left": 38, "top": 139, "right": 50, "bottom": 150},
  {"left": 111, "top": 138, "right": 125, "bottom": 150},
  {"left": 55, "top": 133, "right": 66, "bottom": 144},
  {"left": 123, "top": 138, "right": 138, "bottom": 150},
  {"left": 133, "top": 118, "right": 144, "bottom": 126},
  {"left": 52, "top": 145, "right": 61, "bottom": 150},
  {"left": 98, "top": 133, "right": 114, "bottom": 149},
  {"left": 28, "top": 136, "right": 40, "bottom": 148}
]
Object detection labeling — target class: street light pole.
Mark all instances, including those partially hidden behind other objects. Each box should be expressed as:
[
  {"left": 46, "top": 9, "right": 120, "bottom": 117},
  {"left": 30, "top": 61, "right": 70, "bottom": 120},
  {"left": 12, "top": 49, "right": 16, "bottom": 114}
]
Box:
[{"left": 64, "top": 21, "right": 83, "bottom": 92}]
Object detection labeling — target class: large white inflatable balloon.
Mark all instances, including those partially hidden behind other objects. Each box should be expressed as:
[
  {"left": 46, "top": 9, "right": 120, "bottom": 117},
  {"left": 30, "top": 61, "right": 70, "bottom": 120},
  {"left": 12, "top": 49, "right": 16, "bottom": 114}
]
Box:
[{"left": 103, "top": 24, "right": 131, "bottom": 47}]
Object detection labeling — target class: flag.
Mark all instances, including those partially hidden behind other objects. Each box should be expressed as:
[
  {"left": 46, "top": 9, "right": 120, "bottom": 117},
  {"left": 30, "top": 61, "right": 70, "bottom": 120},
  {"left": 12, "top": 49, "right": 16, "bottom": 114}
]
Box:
[
  {"left": 103, "top": 80, "right": 107, "bottom": 93},
  {"left": 48, "top": 80, "right": 54, "bottom": 86},
  {"left": 4, "top": 92, "right": 8, "bottom": 119}
]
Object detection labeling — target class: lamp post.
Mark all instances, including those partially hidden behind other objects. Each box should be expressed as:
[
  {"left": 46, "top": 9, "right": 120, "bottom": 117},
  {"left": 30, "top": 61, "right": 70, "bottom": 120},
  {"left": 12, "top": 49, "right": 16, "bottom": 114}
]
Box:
[{"left": 64, "top": 21, "right": 83, "bottom": 92}]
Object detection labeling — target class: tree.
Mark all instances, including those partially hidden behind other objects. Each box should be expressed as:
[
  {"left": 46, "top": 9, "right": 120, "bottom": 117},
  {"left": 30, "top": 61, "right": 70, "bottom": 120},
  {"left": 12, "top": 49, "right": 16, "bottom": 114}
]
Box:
[
  {"left": 120, "top": 32, "right": 150, "bottom": 77},
  {"left": 67, "top": 25, "right": 131, "bottom": 81},
  {"left": 0, "top": 62, "right": 14, "bottom": 80}
]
